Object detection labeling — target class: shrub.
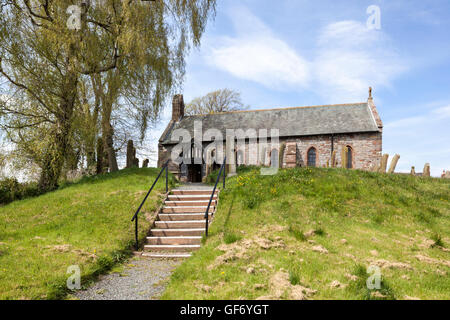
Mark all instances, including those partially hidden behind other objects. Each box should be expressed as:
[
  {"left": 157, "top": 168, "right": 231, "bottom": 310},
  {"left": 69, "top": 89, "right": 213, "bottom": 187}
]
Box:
[{"left": 0, "top": 178, "right": 41, "bottom": 205}]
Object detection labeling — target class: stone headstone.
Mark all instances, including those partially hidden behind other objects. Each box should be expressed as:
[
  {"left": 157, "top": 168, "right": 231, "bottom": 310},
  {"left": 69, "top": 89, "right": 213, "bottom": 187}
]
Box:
[
  {"left": 388, "top": 154, "right": 400, "bottom": 174},
  {"left": 410, "top": 166, "right": 416, "bottom": 176},
  {"left": 126, "top": 140, "right": 139, "bottom": 168},
  {"left": 142, "top": 159, "right": 149, "bottom": 168},
  {"left": 331, "top": 150, "right": 337, "bottom": 168},
  {"left": 379, "top": 154, "right": 389, "bottom": 173},
  {"left": 278, "top": 142, "right": 286, "bottom": 168},
  {"left": 423, "top": 163, "right": 430, "bottom": 177},
  {"left": 284, "top": 142, "right": 297, "bottom": 168},
  {"left": 341, "top": 147, "right": 348, "bottom": 169}
]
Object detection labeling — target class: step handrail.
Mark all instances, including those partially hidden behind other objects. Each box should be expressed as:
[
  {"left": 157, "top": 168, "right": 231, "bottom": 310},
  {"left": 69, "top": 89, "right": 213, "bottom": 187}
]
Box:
[
  {"left": 205, "top": 156, "right": 226, "bottom": 237},
  {"left": 131, "top": 159, "right": 169, "bottom": 250}
]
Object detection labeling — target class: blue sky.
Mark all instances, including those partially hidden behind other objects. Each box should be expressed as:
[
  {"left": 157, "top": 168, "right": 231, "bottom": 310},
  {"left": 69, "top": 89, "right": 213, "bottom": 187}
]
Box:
[{"left": 150, "top": 0, "right": 450, "bottom": 176}]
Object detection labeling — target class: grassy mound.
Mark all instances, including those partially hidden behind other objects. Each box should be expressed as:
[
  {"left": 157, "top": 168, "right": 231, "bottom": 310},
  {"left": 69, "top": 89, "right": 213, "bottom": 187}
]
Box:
[
  {"left": 0, "top": 168, "right": 172, "bottom": 299},
  {"left": 162, "top": 166, "right": 450, "bottom": 300}
]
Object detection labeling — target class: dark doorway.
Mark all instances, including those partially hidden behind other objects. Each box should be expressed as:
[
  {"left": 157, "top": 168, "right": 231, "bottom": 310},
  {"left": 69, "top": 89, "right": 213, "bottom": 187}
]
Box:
[{"left": 188, "top": 164, "right": 203, "bottom": 182}]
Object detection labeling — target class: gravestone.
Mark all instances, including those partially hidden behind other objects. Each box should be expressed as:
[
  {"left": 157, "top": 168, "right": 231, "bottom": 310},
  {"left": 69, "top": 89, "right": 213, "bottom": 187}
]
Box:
[
  {"left": 423, "top": 163, "right": 430, "bottom": 177},
  {"left": 284, "top": 142, "right": 297, "bottom": 168},
  {"left": 379, "top": 154, "right": 389, "bottom": 173},
  {"left": 341, "top": 147, "right": 348, "bottom": 169},
  {"left": 126, "top": 140, "right": 139, "bottom": 168},
  {"left": 142, "top": 159, "right": 149, "bottom": 168},
  {"left": 410, "top": 166, "right": 416, "bottom": 176},
  {"left": 278, "top": 142, "right": 286, "bottom": 168},
  {"left": 388, "top": 154, "right": 400, "bottom": 174},
  {"left": 331, "top": 150, "right": 337, "bottom": 168}
]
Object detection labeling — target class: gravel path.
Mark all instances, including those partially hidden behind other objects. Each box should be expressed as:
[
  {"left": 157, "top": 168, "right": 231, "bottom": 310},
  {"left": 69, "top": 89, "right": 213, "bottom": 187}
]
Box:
[{"left": 74, "top": 257, "right": 182, "bottom": 300}]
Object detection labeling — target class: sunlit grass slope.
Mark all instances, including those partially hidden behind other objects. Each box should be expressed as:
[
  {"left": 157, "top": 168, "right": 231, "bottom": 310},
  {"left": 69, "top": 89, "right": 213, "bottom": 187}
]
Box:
[
  {"left": 0, "top": 168, "right": 172, "bottom": 299},
  {"left": 162, "top": 167, "right": 449, "bottom": 300}
]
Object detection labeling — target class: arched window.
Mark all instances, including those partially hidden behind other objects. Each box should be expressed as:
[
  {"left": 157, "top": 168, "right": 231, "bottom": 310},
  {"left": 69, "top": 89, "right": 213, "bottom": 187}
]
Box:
[
  {"left": 346, "top": 146, "right": 353, "bottom": 169},
  {"left": 307, "top": 147, "right": 317, "bottom": 167}
]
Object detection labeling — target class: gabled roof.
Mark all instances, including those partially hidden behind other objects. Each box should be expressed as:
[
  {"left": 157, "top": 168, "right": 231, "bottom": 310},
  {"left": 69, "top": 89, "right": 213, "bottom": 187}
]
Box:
[{"left": 159, "top": 102, "right": 379, "bottom": 144}]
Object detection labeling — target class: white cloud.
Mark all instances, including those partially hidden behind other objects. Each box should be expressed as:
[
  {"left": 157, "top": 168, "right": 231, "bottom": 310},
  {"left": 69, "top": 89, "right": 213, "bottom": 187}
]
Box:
[
  {"left": 205, "top": 7, "right": 310, "bottom": 91},
  {"left": 208, "top": 38, "right": 310, "bottom": 90},
  {"left": 314, "top": 20, "right": 407, "bottom": 102},
  {"left": 205, "top": 9, "right": 408, "bottom": 103}
]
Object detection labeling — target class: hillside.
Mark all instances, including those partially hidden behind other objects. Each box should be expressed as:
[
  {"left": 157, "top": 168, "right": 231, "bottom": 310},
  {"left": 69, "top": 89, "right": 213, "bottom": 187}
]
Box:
[
  {"left": 162, "top": 167, "right": 450, "bottom": 300},
  {"left": 0, "top": 168, "right": 171, "bottom": 300}
]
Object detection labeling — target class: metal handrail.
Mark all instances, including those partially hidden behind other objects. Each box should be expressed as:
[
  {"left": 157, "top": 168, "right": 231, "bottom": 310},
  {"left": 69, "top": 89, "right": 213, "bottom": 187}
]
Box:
[
  {"left": 205, "top": 157, "right": 226, "bottom": 237},
  {"left": 131, "top": 159, "right": 169, "bottom": 250}
]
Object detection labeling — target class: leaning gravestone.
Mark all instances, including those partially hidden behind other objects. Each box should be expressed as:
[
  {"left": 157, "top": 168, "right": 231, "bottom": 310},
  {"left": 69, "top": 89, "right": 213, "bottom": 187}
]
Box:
[{"left": 388, "top": 154, "right": 400, "bottom": 174}]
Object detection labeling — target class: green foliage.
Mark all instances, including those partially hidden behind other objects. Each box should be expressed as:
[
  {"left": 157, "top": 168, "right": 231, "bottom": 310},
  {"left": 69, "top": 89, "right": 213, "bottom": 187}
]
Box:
[
  {"left": 0, "top": 178, "right": 41, "bottom": 205},
  {"left": 431, "top": 233, "right": 444, "bottom": 248},
  {"left": 223, "top": 232, "right": 242, "bottom": 244},
  {"left": 288, "top": 224, "right": 306, "bottom": 242}
]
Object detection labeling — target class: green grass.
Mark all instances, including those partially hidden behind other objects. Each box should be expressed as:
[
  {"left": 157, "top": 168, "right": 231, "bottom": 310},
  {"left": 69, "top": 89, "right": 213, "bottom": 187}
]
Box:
[
  {"left": 0, "top": 167, "right": 174, "bottom": 300},
  {"left": 162, "top": 166, "right": 450, "bottom": 300}
]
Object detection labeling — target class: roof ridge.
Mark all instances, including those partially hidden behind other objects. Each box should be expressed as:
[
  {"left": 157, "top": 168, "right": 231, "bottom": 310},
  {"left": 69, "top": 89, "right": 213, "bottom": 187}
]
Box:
[{"left": 184, "top": 102, "right": 368, "bottom": 117}]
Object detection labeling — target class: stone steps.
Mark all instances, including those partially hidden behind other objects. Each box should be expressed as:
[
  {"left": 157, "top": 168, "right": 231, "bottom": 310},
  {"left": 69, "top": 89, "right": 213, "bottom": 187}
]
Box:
[
  {"left": 158, "top": 213, "right": 212, "bottom": 221},
  {"left": 162, "top": 206, "right": 214, "bottom": 213},
  {"left": 171, "top": 190, "right": 218, "bottom": 196},
  {"left": 144, "top": 244, "right": 201, "bottom": 252},
  {"left": 139, "top": 188, "right": 218, "bottom": 259},
  {"left": 165, "top": 200, "right": 215, "bottom": 206},
  {"left": 168, "top": 195, "right": 217, "bottom": 201},
  {"left": 146, "top": 236, "right": 202, "bottom": 245},
  {"left": 150, "top": 228, "right": 204, "bottom": 236},
  {"left": 155, "top": 220, "right": 208, "bottom": 229}
]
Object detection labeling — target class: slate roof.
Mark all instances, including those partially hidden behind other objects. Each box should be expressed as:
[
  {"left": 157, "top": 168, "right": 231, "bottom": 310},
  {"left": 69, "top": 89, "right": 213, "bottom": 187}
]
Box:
[{"left": 160, "top": 102, "right": 379, "bottom": 144}]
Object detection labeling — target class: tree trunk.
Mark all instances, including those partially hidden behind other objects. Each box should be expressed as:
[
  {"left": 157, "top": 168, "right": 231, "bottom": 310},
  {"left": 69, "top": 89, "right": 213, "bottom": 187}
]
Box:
[
  {"left": 38, "top": 64, "right": 78, "bottom": 191},
  {"left": 38, "top": 103, "right": 75, "bottom": 190}
]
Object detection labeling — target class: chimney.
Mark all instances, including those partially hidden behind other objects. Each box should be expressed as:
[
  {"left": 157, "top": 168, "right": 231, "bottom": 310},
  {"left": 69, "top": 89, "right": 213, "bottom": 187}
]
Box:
[
  {"left": 172, "top": 94, "right": 185, "bottom": 122},
  {"left": 367, "top": 87, "right": 383, "bottom": 131}
]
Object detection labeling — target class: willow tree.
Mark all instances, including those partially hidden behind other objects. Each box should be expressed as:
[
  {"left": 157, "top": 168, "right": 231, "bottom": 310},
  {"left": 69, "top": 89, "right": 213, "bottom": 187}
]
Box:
[{"left": 0, "top": 0, "right": 216, "bottom": 190}]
